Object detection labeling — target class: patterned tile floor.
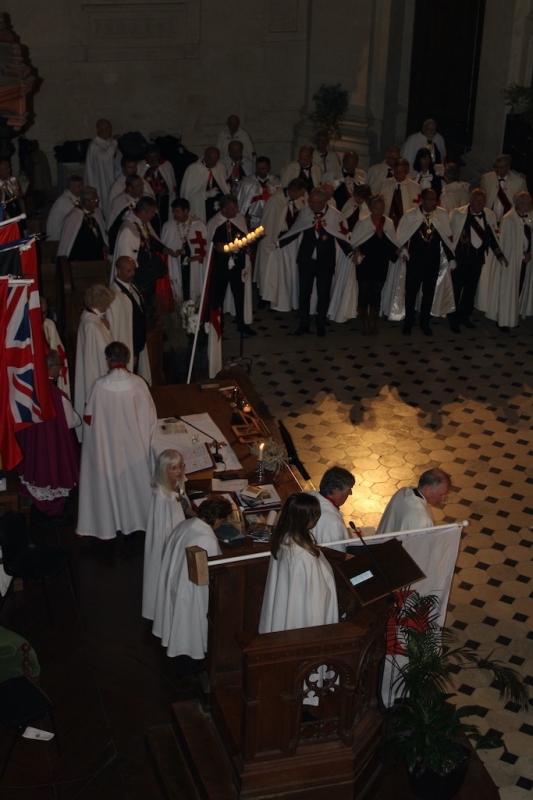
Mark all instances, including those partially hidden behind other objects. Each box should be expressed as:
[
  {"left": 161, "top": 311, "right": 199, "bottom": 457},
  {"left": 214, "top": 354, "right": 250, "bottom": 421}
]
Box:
[{"left": 223, "top": 306, "right": 533, "bottom": 799}]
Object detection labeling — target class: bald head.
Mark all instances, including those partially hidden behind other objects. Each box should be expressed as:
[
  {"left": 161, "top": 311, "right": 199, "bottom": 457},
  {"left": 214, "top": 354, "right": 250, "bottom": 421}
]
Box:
[
  {"left": 115, "top": 256, "right": 137, "bottom": 284},
  {"left": 96, "top": 119, "right": 112, "bottom": 139},
  {"left": 204, "top": 147, "right": 220, "bottom": 169},
  {"left": 298, "top": 146, "right": 314, "bottom": 168},
  {"left": 227, "top": 115, "right": 240, "bottom": 134}
]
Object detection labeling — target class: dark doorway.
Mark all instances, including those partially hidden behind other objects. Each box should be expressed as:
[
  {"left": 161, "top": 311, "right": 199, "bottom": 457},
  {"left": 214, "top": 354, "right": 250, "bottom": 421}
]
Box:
[{"left": 406, "top": 0, "right": 486, "bottom": 162}]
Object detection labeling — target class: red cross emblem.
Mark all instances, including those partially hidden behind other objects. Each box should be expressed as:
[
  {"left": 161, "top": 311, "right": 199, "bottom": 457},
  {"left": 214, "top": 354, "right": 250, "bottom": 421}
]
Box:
[
  {"left": 338, "top": 220, "right": 350, "bottom": 237},
  {"left": 190, "top": 230, "right": 207, "bottom": 260}
]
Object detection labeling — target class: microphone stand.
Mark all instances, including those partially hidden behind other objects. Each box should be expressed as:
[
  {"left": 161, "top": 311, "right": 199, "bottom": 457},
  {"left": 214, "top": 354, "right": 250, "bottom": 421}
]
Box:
[
  {"left": 175, "top": 415, "right": 224, "bottom": 464},
  {"left": 349, "top": 522, "right": 397, "bottom": 606}
]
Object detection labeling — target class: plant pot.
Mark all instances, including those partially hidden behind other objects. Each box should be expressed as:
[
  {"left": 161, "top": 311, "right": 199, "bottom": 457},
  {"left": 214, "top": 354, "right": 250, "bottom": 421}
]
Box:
[{"left": 407, "top": 748, "right": 470, "bottom": 800}]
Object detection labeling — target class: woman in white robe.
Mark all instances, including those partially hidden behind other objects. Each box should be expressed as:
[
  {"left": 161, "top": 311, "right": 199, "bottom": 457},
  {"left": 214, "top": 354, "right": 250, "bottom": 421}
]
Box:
[
  {"left": 259, "top": 493, "right": 338, "bottom": 634},
  {"left": 141, "top": 450, "right": 188, "bottom": 621}
]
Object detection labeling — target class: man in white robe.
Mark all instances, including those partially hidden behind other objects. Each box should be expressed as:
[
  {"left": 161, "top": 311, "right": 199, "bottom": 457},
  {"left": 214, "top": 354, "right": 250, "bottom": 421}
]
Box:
[
  {"left": 280, "top": 146, "right": 322, "bottom": 193},
  {"left": 152, "top": 497, "right": 232, "bottom": 665},
  {"left": 107, "top": 174, "right": 146, "bottom": 254},
  {"left": 220, "top": 140, "right": 254, "bottom": 195},
  {"left": 377, "top": 468, "right": 451, "bottom": 534},
  {"left": 439, "top": 164, "right": 470, "bottom": 213},
  {"left": 323, "top": 151, "right": 367, "bottom": 210},
  {"left": 109, "top": 156, "right": 154, "bottom": 207},
  {"left": 365, "top": 146, "right": 400, "bottom": 193},
  {"left": 341, "top": 184, "right": 371, "bottom": 231},
  {"left": 401, "top": 119, "right": 446, "bottom": 168},
  {"left": 46, "top": 175, "right": 83, "bottom": 241},
  {"left": 84, "top": 119, "right": 119, "bottom": 219},
  {"left": 41, "top": 297, "right": 71, "bottom": 398},
  {"left": 76, "top": 341, "right": 156, "bottom": 540},
  {"left": 137, "top": 145, "right": 177, "bottom": 230},
  {"left": 381, "top": 159, "right": 421, "bottom": 229},
  {"left": 395, "top": 188, "right": 455, "bottom": 335},
  {"left": 490, "top": 191, "right": 533, "bottom": 331},
  {"left": 480, "top": 154, "right": 527, "bottom": 224},
  {"left": 180, "top": 147, "right": 229, "bottom": 223},
  {"left": 216, "top": 114, "right": 255, "bottom": 161},
  {"left": 206, "top": 194, "right": 254, "bottom": 334},
  {"left": 57, "top": 187, "right": 108, "bottom": 262},
  {"left": 237, "top": 157, "right": 280, "bottom": 230},
  {"left": 161, "top": 198, "right": 207, "bottom": 305},
  {"left": 306, "top": 467, "right": 356, "bottom": 553},
  {"left": 448, "top": 189, "right": 506, "bottom": 332},
  {"left": 257, "top": 178, "right": 307, "bottom": 302},
  {"left": 312, "top": 130, "right": 341, "bottom": 176},
  {"left": 274, "top": 187, "right": 356, "bottom": 332},
  {"left": 107, "top": 256, "right": 151, "bottom": 382}
]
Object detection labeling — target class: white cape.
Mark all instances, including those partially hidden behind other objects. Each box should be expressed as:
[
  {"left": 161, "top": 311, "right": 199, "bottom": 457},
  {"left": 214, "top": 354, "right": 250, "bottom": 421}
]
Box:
[
  {"left": 180, "top": 161, "right": 229, "bottom": 222},
  {"left": 141, "top": 487, "right": 185, "bottom": 620},
  {"left": 84, "top": 136, "right": 119, "bottom": 219},
  {"left": 57, "top": 206, "right": 108, "bottom": 258},
  {"left": 76, "top": 369, "right": 156, "bottom": 539},
  {"left": 258, "top": 542, "right": 338, "bottom": 633},
  {"left": 306, "top": 490, "right": 352, "bottom": 553},
  {"left": 106, "top": 281, "right": 151, "bottom": 383},
  {"left": 161, "top": 216, "right": 207, "bottom": 305},
  {"left": 486, "top": 208, "right": 526, "bottom": 327},
  {"left": 152, "top": 517, "right": 222, "bottom": 658},
  {"left": 73, "top": 309, "right": 114, "bottom": 429},
  {"left": 376, "top": 486, "right": 434, "bottom": 534},
  {"left": 46, "top": 190, "right": 78, "bottom": 241}
]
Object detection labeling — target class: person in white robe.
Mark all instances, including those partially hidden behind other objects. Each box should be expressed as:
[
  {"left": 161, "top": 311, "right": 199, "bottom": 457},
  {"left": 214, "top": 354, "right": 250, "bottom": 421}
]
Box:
[
  {"left": 107, "top": 174, "right": 146, "bottom": 255},
  {"left": 377, "top": 468, "right": 451, "bottom": 534},
  {"left": 57, "top": 187, "right": 108, "bottom": 261},
  {"left": 438, "top": 164, "right": 470, "bottom": 213},
  {"left": 41, "top": 297, "right": 71, "bottom": 398},
  {"left": 259, "top": 493, "right": 338, "bottom": 635},
  {"left": 161, "top": 198, "right": 207, "bottom": 305},
  {"left": 448, "top": 189, "right": 506, "bottom": 332},
  {"left": 400, "top": 119, "right": 446, "bottom": 168},
  {"left": 107, "top": 256, "right": 151, "bottom": 382},
  {"left": 490, "top": 191, "right": 533, "bottom": 331},
  {"left": 152, "top": 496, "right": 232, "bottom": 664},
  {"left": 180, "top": 147, "right": 229, "bottom": 223},
  {"left": 389, "top": 189, "right": 455, "bottom": 334},
  {"left": 220, "top": 140, "right": 254, "bottom": 195},
  {"left": 305, "top": 466, "right": 356, "bottom": 553},
  {"left": 137, "top": 145, "right": 177, "bottom": 229},
  {"left": 351, "top": 195, "right": 399, "bottom": 334},
  {"left": 206, "top": 194, "right": 254, "bottom": 333},
  {"left": 480, "top": 155, "right": 527, "bottom": 224},
  {"left": 76, "top": 341, "right": 157, "bottom": 540},
  {"left": 409, "top": 147, "right": 444, "bottom": 195},
  {"left": 237, "top": 157, "right": 280, "bottom": 230},
  {"left": 381, "top": 159, "right": 421, "bottom": 229},
  {"left": 216, "top": 114, "right": 255, "bottom": 161},
  {"left": 257, "top": 178, "right": 307, "bottom": 300},
  {"left": 270, "top": 188, "right": 356, "bottom": 330},
  {"left": 365, "top": 146, "right": 400, "bottom": 193},
  {"left": 108, "top": 156, "right": 154, "bottom": 208},
  {"left": 280, "top": 146, "right": 322, "bottom": 193},
  {"left": 73, "top": 283, "right": 115, "bottom": 430},
  {"left": 323, "top": 151, "right": 367, "bottom": 211},
  {"left": 142, "top": 449, "right": 187, "bottom": 621},
  {"left": 312, "top": 130, "right": 341, "bottom": 176},
  {"left": 340, "top": 183, "right": 371, "bottom": 232},
  {"left": 84, "top": 119, "right": 119, "bottom": 219},
  {"left": 46, "top": 175, "right": 83, "bottom": 241}
]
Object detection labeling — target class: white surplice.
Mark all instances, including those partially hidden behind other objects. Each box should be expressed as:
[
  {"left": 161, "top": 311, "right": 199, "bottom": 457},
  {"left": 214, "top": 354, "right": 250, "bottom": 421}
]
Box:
[
  {"left": 180, "top": 161, "right": 229, "bottom": 223},
  {"left": 161, "top": 216, "right": 207, "bottom": 305},
  {"left": 106, "top": 280, "right": 151, "bottom": 383},
  {"left": 73, "top": 309, "right": 114, "bottom": 428},
  {"left": 489, "top": 207, "right": 531, "bottom": 328},
  {"left": 141, "top": 487, "right": 185, "bottom": 620},
  {"left": 152, "top": 517, "right": 222, "bottom": 658},
  {"left": 76, "top": 368, "right": 156, "bottom": 539},
  {"left": 376, "top": 487, "right": 434, "bottom": 534},
  {"left": 84, "top": 136, "right": 119, "bottom": 219},
  {"left": 306, "top": 490, "right": 353, "bottom": 553}
]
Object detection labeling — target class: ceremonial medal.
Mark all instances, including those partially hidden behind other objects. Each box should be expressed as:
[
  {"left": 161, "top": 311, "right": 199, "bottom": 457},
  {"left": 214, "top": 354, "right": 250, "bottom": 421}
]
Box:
[
  {"left": 321, "top": 234, "right": 328, "bottom": 241},
  {"left": 426, "top": 227, "right": 432, "bottom": 236}
]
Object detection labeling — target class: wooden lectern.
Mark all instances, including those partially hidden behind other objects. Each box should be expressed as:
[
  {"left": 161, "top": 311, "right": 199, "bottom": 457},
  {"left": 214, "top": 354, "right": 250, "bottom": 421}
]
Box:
[{"left": 174, "top": 539, "right": 424, "bottom": 799}]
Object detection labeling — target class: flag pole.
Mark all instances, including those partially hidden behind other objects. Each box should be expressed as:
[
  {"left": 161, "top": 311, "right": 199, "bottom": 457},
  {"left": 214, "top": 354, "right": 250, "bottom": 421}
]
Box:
[{"left": 187, "top": 241, "right": 214, "bottom": 385}]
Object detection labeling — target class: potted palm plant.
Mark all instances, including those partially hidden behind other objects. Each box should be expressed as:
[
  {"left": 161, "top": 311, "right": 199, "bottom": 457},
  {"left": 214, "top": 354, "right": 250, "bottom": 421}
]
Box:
[{"left": 386, "top": 592, "right": 529, "bottom": 800}]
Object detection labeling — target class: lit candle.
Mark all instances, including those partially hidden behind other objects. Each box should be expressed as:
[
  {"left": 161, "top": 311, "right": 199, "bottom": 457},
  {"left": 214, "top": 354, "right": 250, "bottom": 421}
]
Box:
[
  {"left": 258, "top": 442, "right": 264, "bottom": 462},
  {"left": 223, "top": 244, "right": 229, "bottom": 252}
]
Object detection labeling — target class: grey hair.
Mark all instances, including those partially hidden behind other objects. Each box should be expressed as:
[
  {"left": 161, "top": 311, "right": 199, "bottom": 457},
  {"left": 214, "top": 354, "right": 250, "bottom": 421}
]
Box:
[
  {"left": 220, "top": 193, "right": 239, "bottom": 209},
  {"left": 418, "top": 468, "right": 451, "bottom": 490},
  {"left": 84, "top": 283, "right": 114, "bottom": 309},
  {"left": 320, "top": 466, "right": 356, "bottom": 496},
  {"left": 104, "top": 341, "right": 130, "bottom": 364},
  {"left": 151, "top": 449, "right": 185, "bottom": 497},
  {"left": 80, "top": 186, "right": 98, "bottom": 202}
]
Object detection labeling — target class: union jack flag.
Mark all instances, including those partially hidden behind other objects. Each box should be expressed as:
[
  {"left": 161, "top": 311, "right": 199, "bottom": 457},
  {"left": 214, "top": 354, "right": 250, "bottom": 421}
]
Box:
[{"left": 6, "top": 283, "right": 46, "bottom": 426}]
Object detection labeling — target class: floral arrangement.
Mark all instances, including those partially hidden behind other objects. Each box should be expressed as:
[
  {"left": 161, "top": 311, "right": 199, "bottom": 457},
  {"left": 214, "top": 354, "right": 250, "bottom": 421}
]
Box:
[{"left": 249, "top": 438, "right": 288, "bottom": 472}]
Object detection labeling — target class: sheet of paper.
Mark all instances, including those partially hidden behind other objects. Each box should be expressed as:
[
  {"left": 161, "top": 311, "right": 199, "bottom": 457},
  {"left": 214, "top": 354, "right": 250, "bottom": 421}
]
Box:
[
  {"left": 211, "top": 478, "right": 248, "bottom": 493},
  {"left": 152, "top": 413, "right": 242, "bottom": 473}
]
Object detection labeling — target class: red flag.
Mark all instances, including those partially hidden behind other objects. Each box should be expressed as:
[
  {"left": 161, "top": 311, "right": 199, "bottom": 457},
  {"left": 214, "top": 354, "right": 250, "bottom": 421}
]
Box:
[
  {"left": 0, "top": 217, "right": 22, "bottom": 246},
  {"left": 0, "top": 279, "right": 23, "bottom": 470}
]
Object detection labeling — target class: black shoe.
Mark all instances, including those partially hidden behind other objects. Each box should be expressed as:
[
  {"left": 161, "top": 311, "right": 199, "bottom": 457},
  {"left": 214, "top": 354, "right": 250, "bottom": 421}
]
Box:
[
  {"left": 402, "top": 322, "right": 412, "bottom": 335},
  {"left": 48, "top": 513, "right": 75, "bottom": 527},
  {"left": 317, "top": 326, "right": 326, "bottom": 337},
  {"left": 257, "top": 298, "right": 267, "bottom": 309},
  {"left": 292, "top": 327, "right": 309, "bottom": 336},
  {"left": 238, "top": 325, "right": 257, "bottom": 336},
  {"left": 448, "top": 319, "right": 461, "bottom": 334},
  {"left": 461, "top": 318, "right": 476, "bottom": 329},
  {"left": 498, "top": 325, "right": 511, "bottom": 333},
  {"left": 421, "top": 324, "right": 433, "bottom": 336}
]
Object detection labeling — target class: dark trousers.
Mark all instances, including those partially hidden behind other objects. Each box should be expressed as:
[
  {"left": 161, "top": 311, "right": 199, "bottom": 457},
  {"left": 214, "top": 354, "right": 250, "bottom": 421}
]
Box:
[
  {"left": 358, "top": 280, "right": 385, "bottom": 310},
  {"left": 212, "top": 262, "right": 245, "bottom": 326},
  {"left": 405, "top": 258, "right": 440, "bottom": 325},
  {"left": 298, "top": 260, "right": 334, "bottom": 328},
  {"left": 450, "top": 257, "right": 483, "bottom": 319}
]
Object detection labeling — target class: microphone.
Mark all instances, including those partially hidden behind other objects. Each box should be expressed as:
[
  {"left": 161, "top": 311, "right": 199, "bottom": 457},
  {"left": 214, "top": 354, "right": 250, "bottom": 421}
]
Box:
[
  {"left": 175, "top": 415, "right": 225, "bottom": 464},
  {"left": 349, "top": 522, "right": 396, "bottom": 605}
]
